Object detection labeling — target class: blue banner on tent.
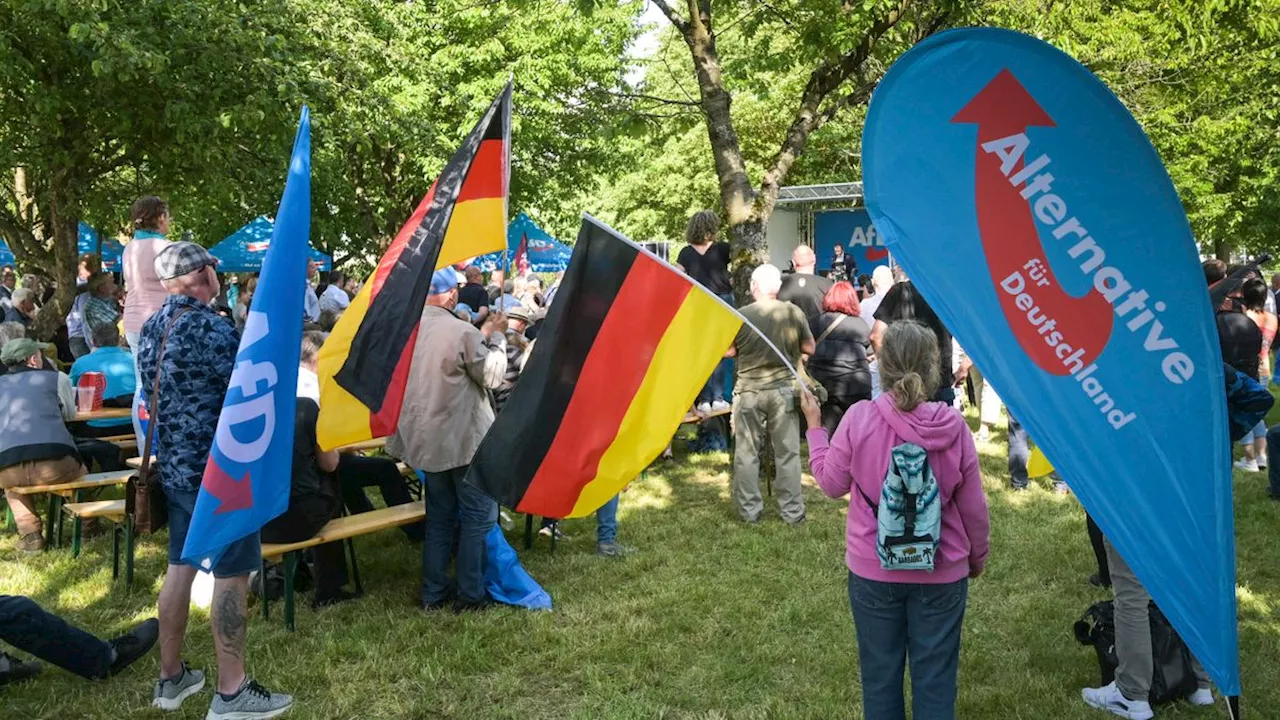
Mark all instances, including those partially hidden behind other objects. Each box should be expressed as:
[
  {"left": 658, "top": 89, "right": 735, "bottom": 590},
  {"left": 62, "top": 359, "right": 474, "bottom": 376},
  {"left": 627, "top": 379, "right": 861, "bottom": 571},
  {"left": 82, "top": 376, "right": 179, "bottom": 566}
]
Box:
[
  {"left": 813, "top": 209, "right": 891, "bottom": 277},
  {"left": 77, "top": 223, "right": 123, "bottom": 273},
  {"left": 475, "top": 213, "right": 572, "bottom": 273},
  {"left": 208, "top": 216, "right": 331, "bottom": 274},
  {"left": 863, "top": 28, "right": 1238, "bottom": 695}
]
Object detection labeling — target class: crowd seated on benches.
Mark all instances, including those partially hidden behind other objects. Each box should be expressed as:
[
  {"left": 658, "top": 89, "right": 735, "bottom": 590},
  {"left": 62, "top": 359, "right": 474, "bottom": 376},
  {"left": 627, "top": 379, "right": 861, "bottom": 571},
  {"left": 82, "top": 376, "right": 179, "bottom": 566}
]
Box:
[{"left": 259, "top": 332, "right": 358, "bottom": 609}]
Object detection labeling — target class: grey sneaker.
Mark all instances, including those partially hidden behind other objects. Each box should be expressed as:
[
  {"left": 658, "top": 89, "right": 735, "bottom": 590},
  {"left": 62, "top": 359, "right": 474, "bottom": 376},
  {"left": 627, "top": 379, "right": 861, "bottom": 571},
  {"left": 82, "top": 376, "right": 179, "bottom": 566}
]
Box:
[
  {"left": 152, "top": 662, "right": 206, "bottom": 710},
  {"left": 206, "top": 677, "right": 293, "bottom": 720},
  {"left": 596, "top": 542, "right": 635, "bottom": 557}
]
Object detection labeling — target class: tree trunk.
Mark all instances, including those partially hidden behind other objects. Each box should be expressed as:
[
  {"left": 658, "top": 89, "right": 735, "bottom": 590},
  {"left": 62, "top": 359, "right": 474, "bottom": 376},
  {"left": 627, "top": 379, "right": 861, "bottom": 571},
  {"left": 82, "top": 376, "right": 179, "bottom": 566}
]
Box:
[
  {"left": 1213, "top": 236, "right": 1231, "bottom": 262},
  {"left": 30, "top": 182, "right": 79, "bottom": 343},
  {"left": 728, "top": 215, "right": 766, "bottom": 302}
]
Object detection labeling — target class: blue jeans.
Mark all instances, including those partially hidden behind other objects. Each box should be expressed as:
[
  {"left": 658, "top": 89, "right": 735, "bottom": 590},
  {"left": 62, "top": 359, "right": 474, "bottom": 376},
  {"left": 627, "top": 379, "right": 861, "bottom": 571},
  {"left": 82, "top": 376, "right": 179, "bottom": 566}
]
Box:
[
  {"left": 0, "top": 595, "right": 112, "bottom": 680},
  {"left": 848, "top": 573, "right": 968, "bottom": 720},
  {"left": 1267, "top": 426, "right": 1280, "bottom": 496},
  {"left": 163, "top": 485, "right": 261, "bottom": 577},
  {"left": 597, "top": 494, "right": 619, "bottom": 544},
  {"left": 421, "top": 466, "right": 498, "bottom": 605}
]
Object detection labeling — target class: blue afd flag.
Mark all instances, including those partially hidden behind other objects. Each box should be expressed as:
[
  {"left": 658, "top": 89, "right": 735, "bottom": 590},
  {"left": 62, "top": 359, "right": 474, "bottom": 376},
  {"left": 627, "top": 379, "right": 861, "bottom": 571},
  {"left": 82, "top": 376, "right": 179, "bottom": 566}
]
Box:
[
  {"left": 863, "top": 29, "right": 1238, "bottom": 695},
  {"left": 182, "top": 108, "right": 311, "bottom": 565}
]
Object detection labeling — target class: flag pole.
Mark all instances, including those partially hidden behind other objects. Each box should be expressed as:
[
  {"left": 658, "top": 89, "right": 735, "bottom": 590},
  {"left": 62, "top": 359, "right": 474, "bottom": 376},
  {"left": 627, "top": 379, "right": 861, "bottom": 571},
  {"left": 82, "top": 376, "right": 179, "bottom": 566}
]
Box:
[
  {"left": 500, "top": 75, "right": 513, "bottom": 314},
  {"left": 581, "top": 213, "right": 805, "bottom": 390}
]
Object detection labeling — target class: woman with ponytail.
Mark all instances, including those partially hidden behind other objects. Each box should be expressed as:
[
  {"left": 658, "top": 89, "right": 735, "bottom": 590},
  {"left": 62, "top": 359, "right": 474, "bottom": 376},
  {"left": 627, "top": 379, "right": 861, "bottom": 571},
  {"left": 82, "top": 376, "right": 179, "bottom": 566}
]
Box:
[{"left": 803, "top": 320, "right": 990, "bottom": 720}]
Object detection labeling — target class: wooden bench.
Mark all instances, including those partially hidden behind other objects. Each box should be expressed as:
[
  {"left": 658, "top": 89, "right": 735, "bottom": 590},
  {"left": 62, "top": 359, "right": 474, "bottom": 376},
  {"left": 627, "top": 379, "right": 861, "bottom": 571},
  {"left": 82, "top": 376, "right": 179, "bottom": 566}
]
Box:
[
  {"left": 61, "top": 499, "right": 131, "bottom": 579},
  {"left": 681, "top": 406, "right": 731, "bottom": 424},
  {"left": 5, "top": 470, "right": 131, "bottom": 553},
  {"left": 260, "top": 503, "right": 426, "bottom": 631},
  {"left": 98, "top": 434, "right": 139, "bottom": 455}
]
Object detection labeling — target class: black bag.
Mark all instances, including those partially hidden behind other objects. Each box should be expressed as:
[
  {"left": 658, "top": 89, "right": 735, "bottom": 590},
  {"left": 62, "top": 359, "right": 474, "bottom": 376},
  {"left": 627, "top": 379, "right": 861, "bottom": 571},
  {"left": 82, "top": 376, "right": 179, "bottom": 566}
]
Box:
[{"left": 1074, "top": 600, "right": 1198, "bottom": 705}]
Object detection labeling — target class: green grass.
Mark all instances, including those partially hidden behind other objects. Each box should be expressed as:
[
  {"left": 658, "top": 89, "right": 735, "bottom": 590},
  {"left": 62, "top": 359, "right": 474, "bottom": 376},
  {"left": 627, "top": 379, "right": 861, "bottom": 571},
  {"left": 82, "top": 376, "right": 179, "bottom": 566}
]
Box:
[{"left": 3, "top": 426, "right": 1279, "bottom": 719}]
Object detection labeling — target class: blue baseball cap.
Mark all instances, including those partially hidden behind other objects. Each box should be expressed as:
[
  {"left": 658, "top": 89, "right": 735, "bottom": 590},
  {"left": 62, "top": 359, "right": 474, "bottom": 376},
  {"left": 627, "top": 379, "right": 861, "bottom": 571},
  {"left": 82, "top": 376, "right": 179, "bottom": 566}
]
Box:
[{"left": 428, "top": 267, "right": 458, "bottom": 296}]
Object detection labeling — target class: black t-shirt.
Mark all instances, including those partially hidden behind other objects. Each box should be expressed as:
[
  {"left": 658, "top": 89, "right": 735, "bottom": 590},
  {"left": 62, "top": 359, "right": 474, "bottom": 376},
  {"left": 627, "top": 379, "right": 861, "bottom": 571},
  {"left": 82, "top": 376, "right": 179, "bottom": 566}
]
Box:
[
  {"left": 291, "top": 398, "right": 334, "bottom": 501},
  {"left": 778, "top": 273, "right": 833, "bottom": 321},
  {"left": 677, "top": 243, "right": 732, "bottom": 296},
  {"left": 873, "top": 281, "right": 954, "bottom": 389},
  {"left": 808, "top": 312, "right": 873, "bottom": 400},
  {"left": 458, "top": 283, "right": 489, "bottom": 313},
  {"left": 1218, "top": 310, "right": 1262, "bottom": 380}
]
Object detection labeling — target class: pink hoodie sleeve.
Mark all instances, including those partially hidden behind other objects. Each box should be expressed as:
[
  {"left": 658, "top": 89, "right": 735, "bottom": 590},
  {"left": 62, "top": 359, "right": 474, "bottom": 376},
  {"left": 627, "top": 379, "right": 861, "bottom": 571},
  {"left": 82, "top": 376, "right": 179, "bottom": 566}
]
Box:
[
  {"left": 806, "top": 426, "right": 855, "bottom": 500},
  {"left": 954, "top": 430, "right": 991, "bottom": 572}
]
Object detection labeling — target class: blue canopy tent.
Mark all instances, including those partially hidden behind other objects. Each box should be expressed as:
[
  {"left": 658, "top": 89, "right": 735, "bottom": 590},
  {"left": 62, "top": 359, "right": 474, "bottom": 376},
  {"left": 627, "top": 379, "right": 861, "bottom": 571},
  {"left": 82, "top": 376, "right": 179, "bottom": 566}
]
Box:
[
  {"left": 207, "top": 215, "right": 332, "bottom": 273},
  {"left": 78, "top": 222, "right": 124, "bottom": 272},
  {"left": 475, "top": 213, "right": 572, "bottom": 273},
  {"left": 0, "top": 223, "right": 119, "bottom": 271}
]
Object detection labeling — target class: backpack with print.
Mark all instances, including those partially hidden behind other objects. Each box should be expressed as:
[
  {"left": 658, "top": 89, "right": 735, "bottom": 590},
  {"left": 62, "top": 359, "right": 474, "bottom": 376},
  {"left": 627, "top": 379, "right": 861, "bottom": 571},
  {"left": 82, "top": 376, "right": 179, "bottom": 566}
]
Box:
[{"left": 859, "top": 442, "right": 943, "bottom": 571}]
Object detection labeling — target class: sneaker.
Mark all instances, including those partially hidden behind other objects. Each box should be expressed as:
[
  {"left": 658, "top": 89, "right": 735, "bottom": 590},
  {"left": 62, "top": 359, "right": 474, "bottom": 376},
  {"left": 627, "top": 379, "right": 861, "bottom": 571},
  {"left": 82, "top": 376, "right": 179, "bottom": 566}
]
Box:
[
  {"left": 108, "top": 618, "right": 159, "bottom": 676},
  {"left": 1234, "top": 458, "right": 1260, "bottom": 473},
  {"left": 538, "top": 523, "right": 568, "bottom": 541},
  {"left": 0, "top": 651, "right": 42, "bottom": 686},
  {"left": 596, "top": 542, "right": 635, "bottom": 557},
  {"left": 710, "top": 400, "right": 731, "bottom": 413},
  {"left": 1188, "top": 687, "right": 1214, "bottom": 706},
  {"left": 206, "top": 677, "right": 293, "bottom": 720},
  {"left": 1082, "top": 682, "right": 1154, "bottom": 720},
  {"left": 153, "top": 662, "right": 206, "bottom": 711},
  {"left": 695, "top": 402, "right": 712, "bottom": 414},
  {"left": 1259, "top": 455, "right": 1269, "bottom": 470},
  {"left": 16, "top": 531, "right": 44, "bottom": 554}
]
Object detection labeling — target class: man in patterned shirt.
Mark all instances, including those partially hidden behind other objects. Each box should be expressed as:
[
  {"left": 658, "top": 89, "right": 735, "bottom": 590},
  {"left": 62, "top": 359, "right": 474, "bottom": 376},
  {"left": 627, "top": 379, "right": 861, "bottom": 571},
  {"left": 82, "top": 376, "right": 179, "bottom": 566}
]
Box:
[{"left": 137, "top": 242, "right": 292, "bottom": 719}]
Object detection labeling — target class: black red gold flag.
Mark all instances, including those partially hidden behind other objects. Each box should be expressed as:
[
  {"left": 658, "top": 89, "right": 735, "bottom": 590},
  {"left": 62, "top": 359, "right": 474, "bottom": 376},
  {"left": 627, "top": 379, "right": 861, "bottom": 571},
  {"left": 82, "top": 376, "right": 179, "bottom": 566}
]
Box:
[
  {"left": 467, "top": 215, "right": 743, "bottom": 518},
  {"left": 318, "top": 82, "right": 511, "bottom": 449}
]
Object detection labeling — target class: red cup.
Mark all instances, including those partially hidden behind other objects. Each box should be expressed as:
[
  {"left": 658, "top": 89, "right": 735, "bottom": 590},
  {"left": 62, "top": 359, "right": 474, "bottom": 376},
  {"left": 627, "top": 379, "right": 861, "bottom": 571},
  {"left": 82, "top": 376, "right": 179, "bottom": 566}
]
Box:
[{"left": 78, "top": 371, "right": 106, "bottom": 410}]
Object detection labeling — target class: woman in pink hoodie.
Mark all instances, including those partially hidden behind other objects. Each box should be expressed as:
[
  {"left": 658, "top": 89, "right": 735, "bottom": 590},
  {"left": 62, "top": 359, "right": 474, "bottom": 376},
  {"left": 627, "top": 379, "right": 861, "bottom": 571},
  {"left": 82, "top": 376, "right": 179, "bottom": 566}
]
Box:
[{"left": 804, "top": 320, "right": 990, "bottom": 720}]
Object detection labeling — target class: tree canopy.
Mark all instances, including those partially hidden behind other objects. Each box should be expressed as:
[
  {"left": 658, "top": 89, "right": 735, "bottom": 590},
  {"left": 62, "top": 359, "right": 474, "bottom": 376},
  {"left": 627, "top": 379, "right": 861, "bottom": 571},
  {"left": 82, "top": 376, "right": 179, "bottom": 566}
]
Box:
[
  {"left": 0, "top": 0, "right": 1274, "bottom": 337},
  {"left": 0, "top": 0, "right": 640, "bottom": 335},
  {"left": 589, "top": 0, "right": 1279, "bottom": 266}
]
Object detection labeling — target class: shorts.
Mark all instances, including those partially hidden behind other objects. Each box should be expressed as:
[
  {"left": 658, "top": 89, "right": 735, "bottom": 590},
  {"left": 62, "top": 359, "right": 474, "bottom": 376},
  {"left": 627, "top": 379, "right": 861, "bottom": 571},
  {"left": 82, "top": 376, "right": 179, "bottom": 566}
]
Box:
[
  {"left": 1239, "top": 421, "right": 1268, "bottom": 445},
  {"left": 163, "top": 485, "right": 261, "bottom": 578}
]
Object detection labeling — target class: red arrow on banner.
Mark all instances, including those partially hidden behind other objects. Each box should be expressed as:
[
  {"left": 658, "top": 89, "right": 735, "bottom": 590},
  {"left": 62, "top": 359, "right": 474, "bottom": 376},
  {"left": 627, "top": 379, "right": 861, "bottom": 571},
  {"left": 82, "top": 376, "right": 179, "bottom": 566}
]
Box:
[
  {"left": 952, "top": 69, "right": 1113, "bottom": 375},
  {"left": 203, "top": 459, "right": 255, "bottom": 515}
]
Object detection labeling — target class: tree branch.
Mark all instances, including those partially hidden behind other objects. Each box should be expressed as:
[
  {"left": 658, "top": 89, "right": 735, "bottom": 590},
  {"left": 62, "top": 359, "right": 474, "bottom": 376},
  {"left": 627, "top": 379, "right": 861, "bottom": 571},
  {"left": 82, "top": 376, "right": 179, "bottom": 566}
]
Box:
[
  {"left": 757, "top": 0, "right": 930, "bottom": 214},
  {"left": 649, "top": 0, "right": 688, "bottom": 35},
  {"left": 607, "top": 89, "right": 699, "bottom": 107}
]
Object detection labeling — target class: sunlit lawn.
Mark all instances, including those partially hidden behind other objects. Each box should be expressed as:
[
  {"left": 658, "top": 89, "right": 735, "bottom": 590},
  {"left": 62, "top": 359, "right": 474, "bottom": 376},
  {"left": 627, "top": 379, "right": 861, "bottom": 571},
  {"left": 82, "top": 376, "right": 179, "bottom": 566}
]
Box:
[{"left": 2, "top": 421, "right": 1277, "bottom": 718}]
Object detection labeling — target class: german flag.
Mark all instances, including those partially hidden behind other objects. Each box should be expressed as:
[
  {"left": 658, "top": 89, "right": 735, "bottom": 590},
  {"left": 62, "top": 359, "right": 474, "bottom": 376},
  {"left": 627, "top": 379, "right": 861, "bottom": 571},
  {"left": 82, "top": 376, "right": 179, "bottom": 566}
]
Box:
[
  {"left": 317, "top": 83, "right": 510, "bottom": 450},
  {"left": 467, "top": 215, "right": 743, "bottom": 518}
]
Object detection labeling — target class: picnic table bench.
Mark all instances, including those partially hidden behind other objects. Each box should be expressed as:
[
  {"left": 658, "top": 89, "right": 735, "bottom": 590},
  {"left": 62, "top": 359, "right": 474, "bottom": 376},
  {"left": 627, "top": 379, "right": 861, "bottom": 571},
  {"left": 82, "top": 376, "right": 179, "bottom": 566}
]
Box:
[
  {"left": 72, "top": 408, "right": 132, "bottom": 423},
  {"left": 5, "top": 469, "right": 131, "bottom": 554},
  {"left": 261, "top": 502, "right": 426, "bottom": 631}
]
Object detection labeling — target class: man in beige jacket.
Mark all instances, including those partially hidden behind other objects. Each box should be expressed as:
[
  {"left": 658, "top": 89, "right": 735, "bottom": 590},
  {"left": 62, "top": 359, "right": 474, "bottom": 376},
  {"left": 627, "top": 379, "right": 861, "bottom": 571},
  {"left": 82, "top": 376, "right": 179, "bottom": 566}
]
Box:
[{"left": 388, "top": 267, "right": 507, "bottom": 612}]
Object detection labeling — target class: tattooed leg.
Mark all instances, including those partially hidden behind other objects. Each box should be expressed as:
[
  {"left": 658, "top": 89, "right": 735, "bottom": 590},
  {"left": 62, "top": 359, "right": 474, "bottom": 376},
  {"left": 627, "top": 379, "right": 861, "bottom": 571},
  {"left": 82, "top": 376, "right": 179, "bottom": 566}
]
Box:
[{"left": 211, "top": 575, "right": 250, "bottom": 694}]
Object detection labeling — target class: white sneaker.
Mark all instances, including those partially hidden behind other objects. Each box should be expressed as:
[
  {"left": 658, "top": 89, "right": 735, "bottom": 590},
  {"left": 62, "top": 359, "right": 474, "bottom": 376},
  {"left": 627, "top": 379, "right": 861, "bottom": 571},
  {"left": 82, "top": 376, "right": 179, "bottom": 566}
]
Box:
[
  {"left": 1258, "top": 455, "right": 1269, "bottom": 470},
  {"left": 1082, "top": 682, "right": 1153, "bottom": 720},
  {"left": 695, "top": 402, "right": 712, "bottom": 414},
  {"left": 1235, "top": 458, "right": 1260, "bottom": 473},
  {"left": 710, "top": 400, "right": 731, "bottom": 413},
  {"left": 1188, "top": 687, "right": 1214, "bottom": 706}
]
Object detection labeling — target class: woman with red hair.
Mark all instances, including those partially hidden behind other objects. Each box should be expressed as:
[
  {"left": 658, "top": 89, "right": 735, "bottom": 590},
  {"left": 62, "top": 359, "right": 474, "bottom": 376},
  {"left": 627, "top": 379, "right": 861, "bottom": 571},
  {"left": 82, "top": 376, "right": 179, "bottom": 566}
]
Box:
[{"left": 807, "top": 281, "right": 873, "bottom": 433}]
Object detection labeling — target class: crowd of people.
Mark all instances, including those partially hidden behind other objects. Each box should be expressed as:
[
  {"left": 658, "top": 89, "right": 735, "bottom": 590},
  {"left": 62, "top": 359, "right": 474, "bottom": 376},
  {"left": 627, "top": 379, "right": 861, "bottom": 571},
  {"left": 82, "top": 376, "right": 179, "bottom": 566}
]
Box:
[{"left": 0, "top": 197, "right": 1261, "bottom": 719}]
